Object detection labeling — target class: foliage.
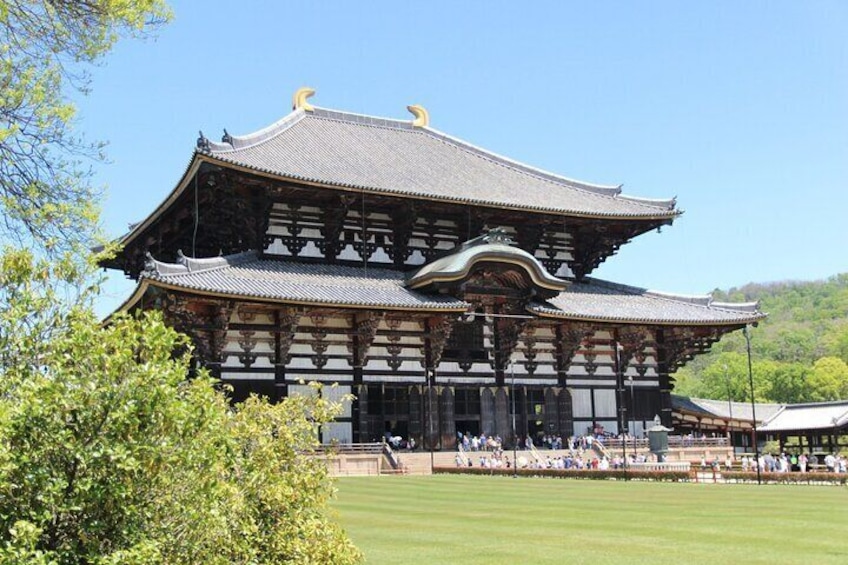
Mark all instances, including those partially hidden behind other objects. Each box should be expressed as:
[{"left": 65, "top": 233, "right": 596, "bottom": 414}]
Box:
[
  {"left": 0, "top": 0, "right": 170, "bottom": 253},
  {"left": 675, "top": 274, "right": 848, "bottom": 403},
  {"left": 0, "top": 3, "right": 361, "bottom": 563},
  {"left": 806, "top": 356, "right": 848, "bottom": 402},
  {"left": 0, "top": 276, "right": 362, "bottom": 564}
]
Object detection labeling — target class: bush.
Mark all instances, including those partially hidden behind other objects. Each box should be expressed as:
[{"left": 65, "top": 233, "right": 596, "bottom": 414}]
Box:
[
  {"left": 434, "top": 466, "right": 690, "bottom": 482},
  {"left": 722, "top": 471, "right": 847, "bottom": 485},
  {"left": 0, "top": 310, "right": 362, "bottom": 564}
]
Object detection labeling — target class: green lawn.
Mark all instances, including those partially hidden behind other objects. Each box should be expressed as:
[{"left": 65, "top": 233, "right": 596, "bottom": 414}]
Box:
[{"left": 333, "top": 475, "right": 848, "bottom": 565}]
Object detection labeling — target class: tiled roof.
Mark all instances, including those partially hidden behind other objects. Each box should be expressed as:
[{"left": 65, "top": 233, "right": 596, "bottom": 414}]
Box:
[
  {"left": 200, "top": 106, "right": 678, "bottom": 219},
  {"left": 672, "top": 395, "right": 784, "bottom": 423},
  {"left": 760, "top": 402, "right": 848, "bottom": 432},
  {"left": 137, "top": 251, "right": 761, "bottom": 325},
  {"left": 530, "top": 279, "right": 765, "bottom": 325},
  {"left": 140, "top": 251, "right": 468, "bottom": 311}
]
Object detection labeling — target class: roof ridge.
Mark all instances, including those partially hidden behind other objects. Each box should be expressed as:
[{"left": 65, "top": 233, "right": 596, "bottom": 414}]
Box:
[
  {"left": 143, "top": 249, "right": 258, "bottom": 278},
  {"left": 310, "top": 106, "right": 416, "bottom": 130},
  {"left": 586, "top": 277, "right": 764, "bottom": 314},
  {"left": 422, "top": 126, "right": 619, "bottom": 194},
  {"left": 206, "top": 110, "right": 307, "bottom": 154},
  {"left": 422, "top": 126, "right": 676, "bottom": 211},
  {"left": 206, "top": 102, "right": 676, "bottom": 213}
]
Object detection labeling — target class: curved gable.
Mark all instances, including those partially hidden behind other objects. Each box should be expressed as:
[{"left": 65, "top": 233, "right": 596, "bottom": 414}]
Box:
[{"left": 406, "top": 228, "right": 569, "bottom": 299}]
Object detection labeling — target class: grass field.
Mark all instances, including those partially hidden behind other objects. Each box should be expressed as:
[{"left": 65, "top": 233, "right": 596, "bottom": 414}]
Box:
[{"left": 333, "top": 475, "right": 848, "bottom": 565}]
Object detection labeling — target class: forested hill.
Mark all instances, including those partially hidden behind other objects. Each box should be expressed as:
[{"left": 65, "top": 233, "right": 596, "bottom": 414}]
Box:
[{"left": 672, "top": 274, "right": 848, "bottom": 404}]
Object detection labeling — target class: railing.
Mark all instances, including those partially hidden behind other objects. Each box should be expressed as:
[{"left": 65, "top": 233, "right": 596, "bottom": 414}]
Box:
[
  {"left": 382, "top": 444, "right": 407, "bottom": 473},
  {"left": 668, "top": 436, "right": 727, "bottom": 448},
  {"left": 630, "top": 461, "right": 691, "bottom": 472},
  {"left": 312, "top": 442, "right": 384, "bottom": 455},
  {"left": 600, "top": 436, "right": 728, "bottom": 450},
  {"left": 590, "top": 440, "right": 610, "bottom": 459},
  {"left": 528, "top": 442, "right": 546, "bottom": 465},
  {"left": 603, "top": 438, "right": 649, "bottom": 450},
  {"left": 456, "top": 443, "right": 470, "bottom": 467}
]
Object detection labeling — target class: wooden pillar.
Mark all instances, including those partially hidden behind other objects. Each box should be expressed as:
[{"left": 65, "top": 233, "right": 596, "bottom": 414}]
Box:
[
  {"left": 494, "top": 387, "right": 510, "bottom": 446},
  {"left": 408, "top": 385, "right": 422, "bottom": 446},
  {"left": 357, "top": 385, "right": 370, "bottom": 443},
  {"left": 439, "top": 386, "right": 456, "bottom": 449},
  {"left": 481, "top": 387, "right": 496, "bottom": 438},
  {"left": 654, "top": 328, "right": 674, "bottom": 427},
  {"left": 516, "top": 387, "right": 528, "bottom": 443},
  {"left": 425, "top": 384, "right": 440, "bottom": 451},
  {"left": 544, "top": 387, "right": 559, "bottom": 437},
  {"left": 557, "top": 388, "right": 574, "bottom": 437}
]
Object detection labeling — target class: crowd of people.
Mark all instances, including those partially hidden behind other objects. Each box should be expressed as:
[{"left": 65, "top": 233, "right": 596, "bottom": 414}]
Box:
[
  {"left": 737, "top": 452, "right": 847, "bottom": 474},
  {"left": 453, "top": 429, "right": 661, "bottom": 471},
  {"left": 388, "top": 429, "right": 847, "bottom": 475},
  {"left": 457, "top": 432, "right": 503, "bottom": 452}
]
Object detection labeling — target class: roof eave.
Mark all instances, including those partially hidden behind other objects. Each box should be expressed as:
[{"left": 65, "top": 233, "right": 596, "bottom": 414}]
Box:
[
  {"left": 527, "top": 306, "right": 765, "bottom": 327},
  {"left": 202, "top": 155, "right": 682, "bottom": 221},
  {"left": 140, "top": 278, "right": 471, "bottom": 313}
]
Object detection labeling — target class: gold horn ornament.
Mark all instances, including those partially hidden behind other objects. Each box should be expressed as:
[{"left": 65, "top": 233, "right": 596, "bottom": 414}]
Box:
[
  {"left": 407, "top": 104, "right": 429, "bottom": 127},
  {"left": 292, "top": 87, "right": 316, "bottom": 112}
]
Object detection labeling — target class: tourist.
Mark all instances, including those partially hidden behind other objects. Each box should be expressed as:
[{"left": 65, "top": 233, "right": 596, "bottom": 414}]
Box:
[
  {"left": 798, "top": 453, "right": 808, "bottom": 473},
  {"left": 809, "top": 453, "right": 819, "bottom": 470},
  {"left": 824, "top": 452, "right": 836, "bottom": 472}
]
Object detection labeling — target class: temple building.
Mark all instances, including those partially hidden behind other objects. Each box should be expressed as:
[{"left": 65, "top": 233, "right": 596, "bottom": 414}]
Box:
[{"left": 106, "top": 88, "right": 764, "bottom": 449}]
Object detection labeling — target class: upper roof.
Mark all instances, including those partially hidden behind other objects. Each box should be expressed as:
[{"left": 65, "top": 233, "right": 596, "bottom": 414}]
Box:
[
  {"left": 197, "top": 92, "right": 678, "bottom": 219},
  {"left": 126, "top": 250, "right": 763, "bottom": 326},
  {"left": 114, "top": 89, "right": 681, "bottom": 257},
  {"left": 531, "top": 279, "right": 764, "bottom": 326}
]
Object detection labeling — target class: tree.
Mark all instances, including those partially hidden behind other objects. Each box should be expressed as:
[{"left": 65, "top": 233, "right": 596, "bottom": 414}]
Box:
[
  {"left": 825, "top": 324, "right": 848, "bottom": 365},
  {"left": 0, "top": 4, "right": 362, "bottom": 563},
  {"left": 0, "top": 0, "right": 170, "bottom": 253},
  {"left": 806, "top": 357, "right": 848, "bottom": 402},
  {"left": 673, "top": 352, "right": 772, "bottom": 402},
  {"left": 0, "top": 252, "right": 362, "bottom": 564},
  {"left": 763, "top": 362, "right": 811, "bottom": 404}
]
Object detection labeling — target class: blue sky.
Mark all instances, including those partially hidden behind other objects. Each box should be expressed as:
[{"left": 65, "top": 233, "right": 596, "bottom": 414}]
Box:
[{"left": 79, "top": 1, "right": 848, "bottom": 313}]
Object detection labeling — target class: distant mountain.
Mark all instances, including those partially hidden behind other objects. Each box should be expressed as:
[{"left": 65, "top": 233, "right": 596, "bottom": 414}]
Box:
[{"left": 672, "top": 274, "right": 848, "bottom": 404}]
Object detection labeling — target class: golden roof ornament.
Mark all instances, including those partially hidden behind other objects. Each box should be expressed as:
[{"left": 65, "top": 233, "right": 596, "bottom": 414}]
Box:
[
  {"left": 407, "top": 104, "right": 429, "bottom": 127},
  {"left": 292, "top": 87, "right": 316, "bottom": 112}
]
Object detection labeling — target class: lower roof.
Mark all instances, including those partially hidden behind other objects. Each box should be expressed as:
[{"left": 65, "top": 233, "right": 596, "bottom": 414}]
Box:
[
  {"left": 673, "top": 395, "right": 848, "bottom": 432},
  {"left": 123, "top": 251, "right": 765, "bottom": 326},
  {"left": 759, "top": 402, "right": 848, "bottom": 433},
  {"left": 672, "top": 395, "right": 784, "bottom": 423}
]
